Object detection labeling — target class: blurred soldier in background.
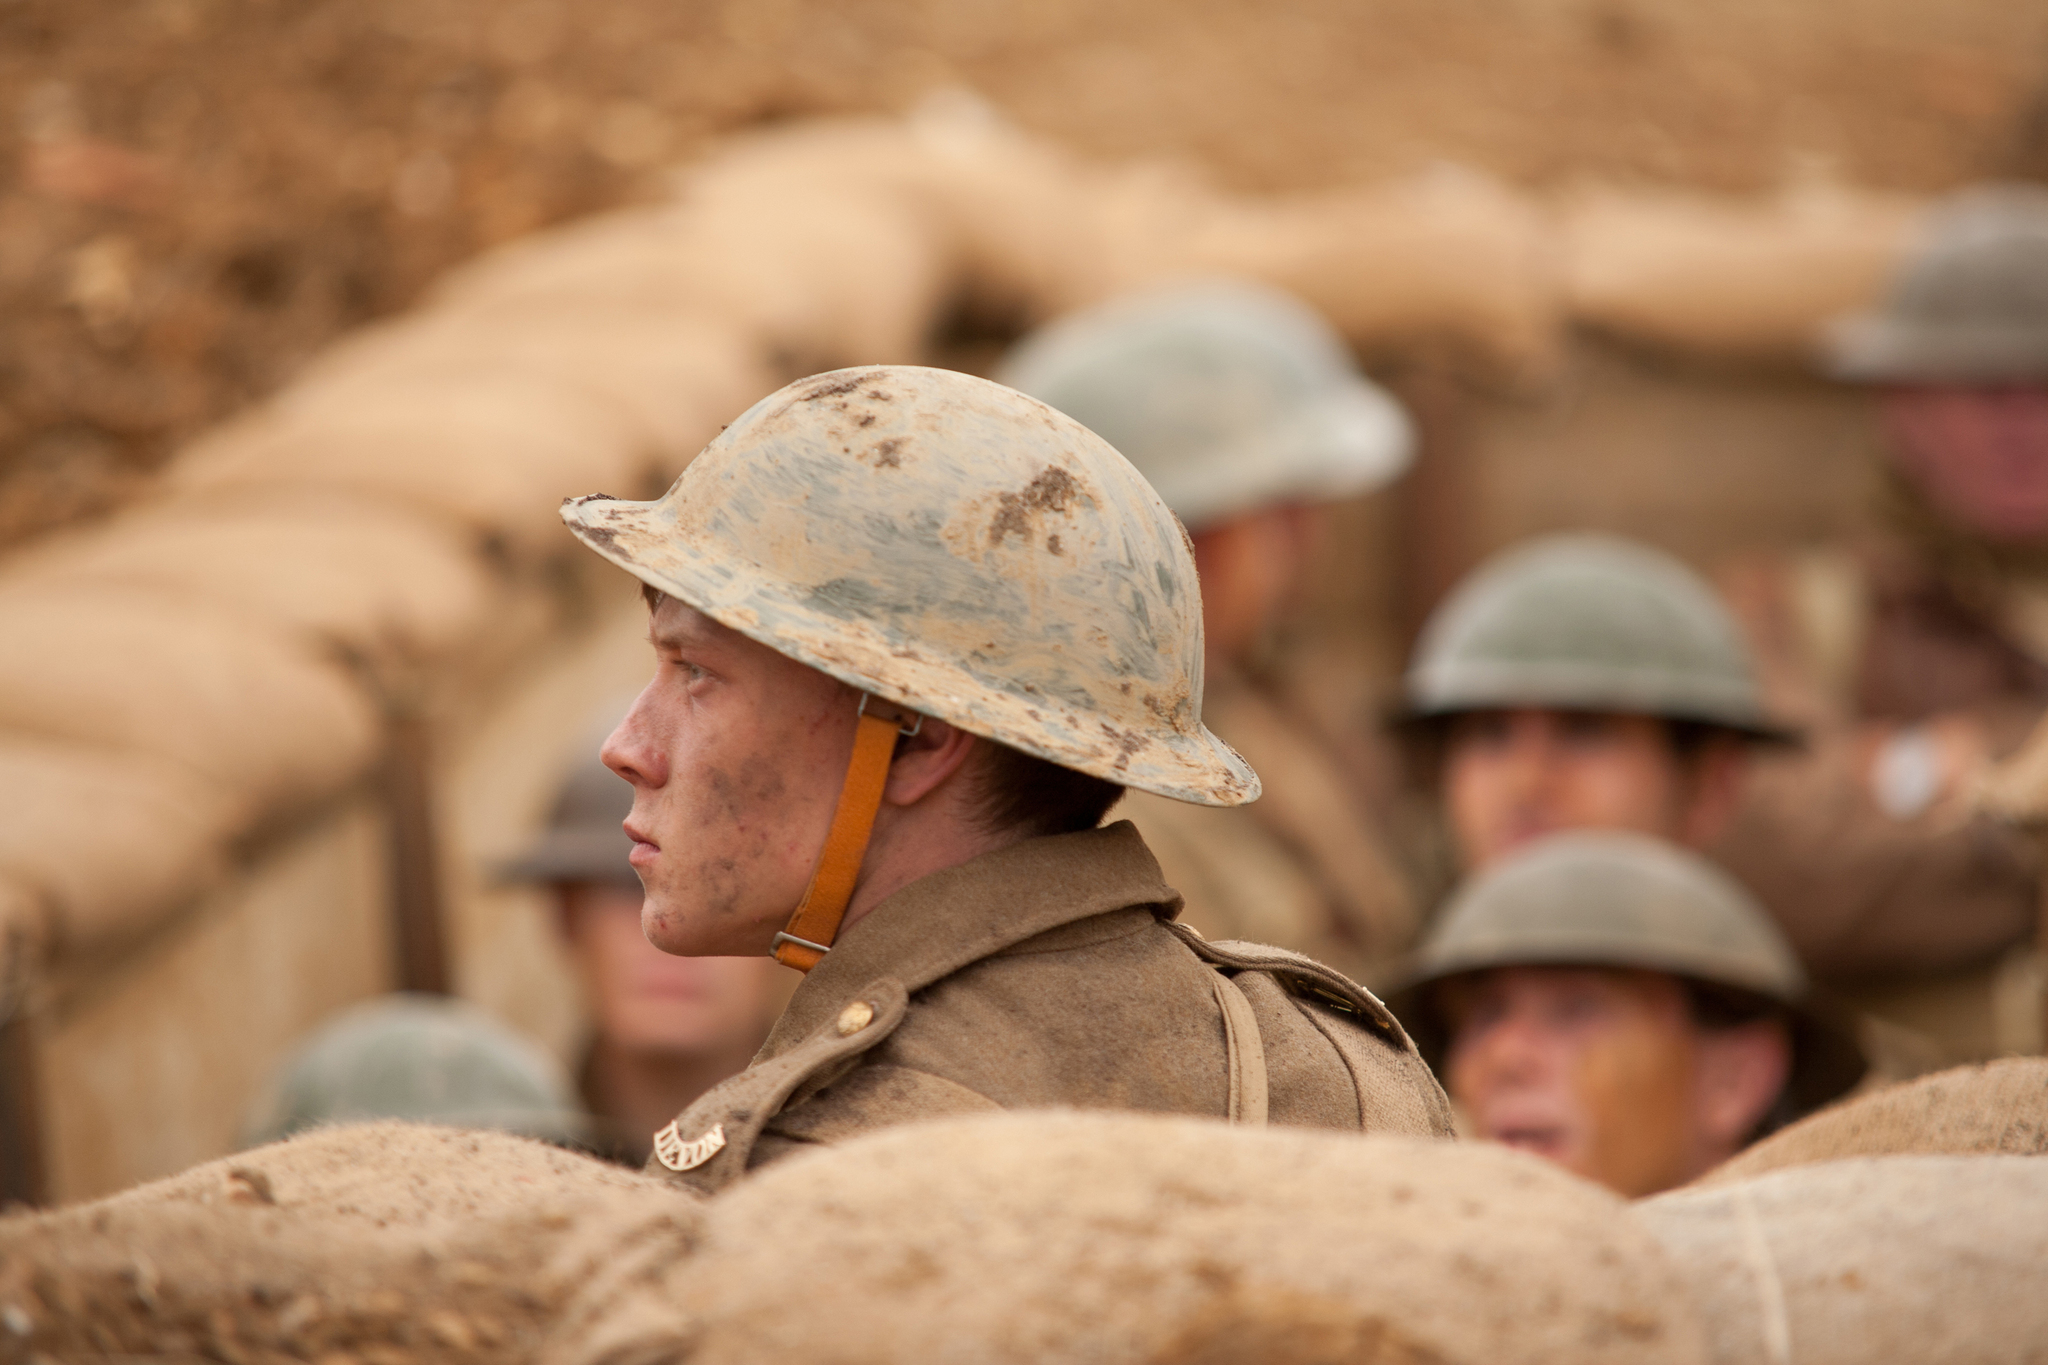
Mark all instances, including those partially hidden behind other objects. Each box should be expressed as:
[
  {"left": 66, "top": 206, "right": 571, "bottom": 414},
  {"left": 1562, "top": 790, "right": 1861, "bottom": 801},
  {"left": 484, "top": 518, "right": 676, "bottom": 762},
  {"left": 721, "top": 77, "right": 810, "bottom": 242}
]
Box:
[
  {"left": 244, "top": 994, "right": 588, "bottom": 1149},
  {"left": 502, "top": 743, "right": 790, "bottom": 1163},
  {"left": 1000, "top": 279, "right": 1419, "bottom": 975},
  {"left": 1400, "top": 534, "right": 1791, "bottom": 880},
  {"left": 1394, "top": 831, "right": 1865, "bottom": 1196},
  {"left": 1711, "top": 185, "right": 2048, "bottom": 1060}
]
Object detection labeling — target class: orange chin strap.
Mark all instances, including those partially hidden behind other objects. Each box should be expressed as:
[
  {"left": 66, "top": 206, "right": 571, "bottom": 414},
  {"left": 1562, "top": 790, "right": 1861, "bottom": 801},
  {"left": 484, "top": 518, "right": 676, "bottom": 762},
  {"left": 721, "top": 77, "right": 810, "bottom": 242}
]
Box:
[{"left": 771, "top": 695, "right": 920, "bottom": 973}]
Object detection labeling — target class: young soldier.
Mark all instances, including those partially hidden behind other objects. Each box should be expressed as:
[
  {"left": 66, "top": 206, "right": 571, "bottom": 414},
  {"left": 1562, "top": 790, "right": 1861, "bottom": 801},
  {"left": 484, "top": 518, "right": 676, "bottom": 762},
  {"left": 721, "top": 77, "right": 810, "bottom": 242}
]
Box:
[
  {"left": 1401, "top": 533, "right": 1791, "bottom": 877},
  {"left": 502, "top": 743, "right": 790, "bottom": 1163},
  {"left": 563, "top": 365, "right": 1451, "bottom": 1192},
  {"left": 999, "top": 279, "right": 1419, "bottom": 975},
  {"left": 1395, "top": 831, "right": 1865, "bottom": 1195}
]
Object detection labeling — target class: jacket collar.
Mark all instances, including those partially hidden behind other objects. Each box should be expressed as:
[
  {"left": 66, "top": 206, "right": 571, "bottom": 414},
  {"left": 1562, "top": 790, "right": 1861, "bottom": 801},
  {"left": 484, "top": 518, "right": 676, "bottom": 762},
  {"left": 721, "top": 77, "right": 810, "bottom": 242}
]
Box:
[{"left": 760, "top": 819, "right": 1179, "bottom": 1055}]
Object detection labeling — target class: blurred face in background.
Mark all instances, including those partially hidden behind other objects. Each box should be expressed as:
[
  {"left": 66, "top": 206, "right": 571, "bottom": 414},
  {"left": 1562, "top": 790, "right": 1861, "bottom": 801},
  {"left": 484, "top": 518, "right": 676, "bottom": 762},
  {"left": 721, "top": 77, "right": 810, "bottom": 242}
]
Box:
[
  {"left": 1437, "top": 965, "right": 1789, "bottom": 1196},
  {"left": 1443, "top": 709, "right": 1742, "bottom": 869},
  {"left": 556, "top": 881, "right": 784, "bottom": 1058},
  {"left": 1189, "top": 503, "right": 1324, "bottom": 666},
  {"left": 1882, "top": 384, "right": 2048, "bottom": 544}
]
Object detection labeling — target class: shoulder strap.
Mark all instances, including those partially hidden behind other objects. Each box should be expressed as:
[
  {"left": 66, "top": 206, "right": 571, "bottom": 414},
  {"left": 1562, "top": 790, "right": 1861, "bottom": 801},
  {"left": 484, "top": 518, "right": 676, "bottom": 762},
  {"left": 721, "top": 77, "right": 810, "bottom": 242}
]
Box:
[
  {"left": 1210, "top": 971, "right": 1269, "bottom": 1126},
  {"left": 1159, "top": 921, "right": 1419, "bottom": 1054}
]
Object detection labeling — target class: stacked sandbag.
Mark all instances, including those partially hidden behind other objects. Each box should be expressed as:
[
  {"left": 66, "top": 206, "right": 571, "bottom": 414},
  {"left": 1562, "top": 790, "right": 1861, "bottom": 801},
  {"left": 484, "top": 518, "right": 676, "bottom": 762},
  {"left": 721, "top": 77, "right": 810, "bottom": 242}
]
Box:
[
  {"left": 1562, "top": 181, "right": 1923, "bottom": 362},
  {"left": 549, "top": 1110, "right": 1709, "bottom": 1365},
  {"left": 1131, "top": 164, "right": 1565, "bottom": 382},
  {"left": 0, "top": 1122, "right": 699, "bottom": 1365},
  {"left": 1697, "top": 1057, "right": 2048, "bottom": 1187},
  {"left": 1638, "top": 1155, "right": 2048, "bottom": 1365}
]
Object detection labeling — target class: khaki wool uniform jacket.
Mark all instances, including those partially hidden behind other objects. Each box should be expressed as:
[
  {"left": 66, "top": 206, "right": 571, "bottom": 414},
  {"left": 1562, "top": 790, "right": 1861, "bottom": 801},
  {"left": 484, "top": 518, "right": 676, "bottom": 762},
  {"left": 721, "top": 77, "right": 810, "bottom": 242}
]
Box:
[{"left": 646, "top": 822, "right": 1453, "bottom": 1195}]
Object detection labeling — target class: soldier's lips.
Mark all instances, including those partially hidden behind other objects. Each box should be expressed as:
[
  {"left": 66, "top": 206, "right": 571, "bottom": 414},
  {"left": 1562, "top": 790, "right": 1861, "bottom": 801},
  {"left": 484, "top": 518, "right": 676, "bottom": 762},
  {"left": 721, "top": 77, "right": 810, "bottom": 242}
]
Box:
[
  {"left": 1492, "top": 1126, "right": 1569, "bottom": 1159},
  {"left": 624, "top": 821, "right": 660, "bottom": 865}
]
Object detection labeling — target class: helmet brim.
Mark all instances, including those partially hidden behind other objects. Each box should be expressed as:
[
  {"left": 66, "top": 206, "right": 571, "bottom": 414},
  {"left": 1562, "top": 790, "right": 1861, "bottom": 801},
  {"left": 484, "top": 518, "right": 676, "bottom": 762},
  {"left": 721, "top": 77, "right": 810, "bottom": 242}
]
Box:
[
  {"left": 1386, "top": 961, "right": 1866, "bottom": 1125},
  {"left": 1824, "top": 313, "right": 2048, "bottom": 384}
]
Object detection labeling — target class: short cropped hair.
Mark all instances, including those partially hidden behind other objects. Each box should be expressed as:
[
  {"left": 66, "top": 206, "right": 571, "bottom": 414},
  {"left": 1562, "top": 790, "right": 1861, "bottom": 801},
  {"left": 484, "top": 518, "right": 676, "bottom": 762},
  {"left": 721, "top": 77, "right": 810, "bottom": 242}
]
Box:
[{"left": 973, "top": 740, "right": 1125, "bottom": 840}]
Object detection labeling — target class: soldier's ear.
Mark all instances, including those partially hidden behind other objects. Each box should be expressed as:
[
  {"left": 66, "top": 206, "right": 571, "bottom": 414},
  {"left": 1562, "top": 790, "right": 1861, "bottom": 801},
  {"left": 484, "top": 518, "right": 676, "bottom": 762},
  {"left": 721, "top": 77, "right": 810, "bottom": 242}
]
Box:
[
  {"left": 1692, "top": 1019, "right": 1792, "bottom": 1154},
  {"left": 881, "top": 717, "right": 977, "bottom": 807},
  {"left": 1677, "top": 740, "right": 1747, "bottom": 849}
]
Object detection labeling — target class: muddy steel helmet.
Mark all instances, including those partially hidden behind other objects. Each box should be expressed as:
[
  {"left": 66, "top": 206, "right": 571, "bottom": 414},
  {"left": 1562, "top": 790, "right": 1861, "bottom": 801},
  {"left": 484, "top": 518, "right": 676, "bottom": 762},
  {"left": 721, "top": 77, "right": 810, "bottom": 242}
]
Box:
[
  {"left": 562, "top": 366, "right": 1256, "bottom": 970},
  {"left": 244, "top": 994, "right": 587, "bottom": 1147},
  {"left": 998, "top": 279, "right": 1413, "bottom": 531},
  {"left": 1827, "top": 184, "right": 2048, "bottom": 383},
  {"left": 1404, "top": 534, "right": 1788, "bottom": 740},
  {"left": 1395, "top": 831, "right": 1865, "bottom": 1116}
]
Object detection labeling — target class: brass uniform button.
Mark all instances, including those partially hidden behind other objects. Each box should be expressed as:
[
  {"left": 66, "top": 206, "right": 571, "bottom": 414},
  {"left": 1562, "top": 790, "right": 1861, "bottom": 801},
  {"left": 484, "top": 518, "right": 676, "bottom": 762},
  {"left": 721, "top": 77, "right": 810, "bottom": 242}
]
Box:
[{"left": 836, "top": 1000, "right": 875, "bottom": 1036}]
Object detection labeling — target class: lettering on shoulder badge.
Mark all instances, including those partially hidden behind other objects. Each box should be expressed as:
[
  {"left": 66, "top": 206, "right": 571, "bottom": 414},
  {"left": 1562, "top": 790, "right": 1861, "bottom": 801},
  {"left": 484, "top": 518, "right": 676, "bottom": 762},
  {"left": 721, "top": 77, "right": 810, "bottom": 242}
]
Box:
[{"left": 653, "top": 1120, "right": 727, "bottom": 1172}]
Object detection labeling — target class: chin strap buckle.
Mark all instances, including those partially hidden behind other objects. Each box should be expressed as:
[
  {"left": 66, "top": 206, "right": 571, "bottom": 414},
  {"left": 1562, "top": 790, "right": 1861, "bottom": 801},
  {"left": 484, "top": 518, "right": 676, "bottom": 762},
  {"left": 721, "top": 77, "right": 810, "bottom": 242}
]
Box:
[{"left": 858, "top": 692, "right": 924, "bottom": 737}]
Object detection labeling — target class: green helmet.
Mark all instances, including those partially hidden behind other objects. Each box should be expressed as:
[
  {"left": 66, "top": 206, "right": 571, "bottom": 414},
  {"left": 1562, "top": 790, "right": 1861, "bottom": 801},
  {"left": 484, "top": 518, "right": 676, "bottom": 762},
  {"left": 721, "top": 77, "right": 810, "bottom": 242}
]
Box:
[
  {"left": 501, "top": 740, "right": 638, "bottom": 888},
  {"left": 1394, "top": 831, "right": 1865, "bottom": 1117},
  {"left": 243, "top": 994, "right": 588, "bottom": 1147},
  {"left": 1403, "top": 534, "right": 1789, "bottom": 739},
  {"left": 996, "top": 279, "right": 1413, "bottom": 531},
  {"left": 1827, "top": 184, "right": 2048, "bottom": 383}
]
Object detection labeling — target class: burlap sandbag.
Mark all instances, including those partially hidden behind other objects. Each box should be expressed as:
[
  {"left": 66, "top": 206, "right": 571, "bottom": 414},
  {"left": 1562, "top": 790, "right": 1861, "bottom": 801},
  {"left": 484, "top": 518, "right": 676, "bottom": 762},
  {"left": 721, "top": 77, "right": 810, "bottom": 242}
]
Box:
[
  {"left": 7, "top": 492, "right": 496, "bottom": 662},
  {"left": 571, "top": 1110, "right": 1707, "bottom": 1365},
  {"left": 0, "top": 734, "right": 238, "bottom": 955},
  {"left": 1699, "top": 1058, "right": 2048, "bottom": 1187},
  {"left": 1562, "top": 183, "right": 1924, "bottom": 361},
  {"left": 0, "top": 1122, "right": 701, "bottom": 1365},
  {"left": 1120, "top": 166, "right": 1563, "bottom": 383},
  {"left": 290, "top": 306, "right": 778, "bottom": 468},
  {"left": 433, "top": 165, "right": 949, "bottom": 378},
  {"left": 0, "top": 582, "right": 377, "bottom": 824},
  {"left": 0, "top": 872, "right": 47, "bottom": 969},
  {"left": 172, "top": 375, "right": 644, "bottom": 555},
  {"left": 1638, "top": 1154, "right": 2048, "bottom": 1365}
]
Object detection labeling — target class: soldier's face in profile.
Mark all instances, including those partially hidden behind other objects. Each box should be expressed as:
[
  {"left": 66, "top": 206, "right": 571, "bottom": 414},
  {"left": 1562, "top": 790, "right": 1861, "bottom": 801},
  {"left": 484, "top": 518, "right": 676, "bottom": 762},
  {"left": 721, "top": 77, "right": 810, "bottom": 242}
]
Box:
[
  {"left": 1438, "top": 966, "right": 1787, "bottom": 1196},
  {"left": 1443, "top": 709, "right": 1707, "bottom": 867},
  {"left": 603, "top": 595, "right": 860, "bottom": 956},
  {"left": 1882, "top": 384, "right": 2048, "bottom": 544}
]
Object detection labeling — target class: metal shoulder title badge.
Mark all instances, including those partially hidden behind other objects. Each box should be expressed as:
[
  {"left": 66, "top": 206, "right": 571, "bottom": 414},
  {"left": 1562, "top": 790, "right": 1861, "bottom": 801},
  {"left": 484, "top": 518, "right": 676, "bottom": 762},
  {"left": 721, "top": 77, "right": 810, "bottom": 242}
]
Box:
[{"left": 653, "top": 1120, "right": 727, "bottom": 1172}]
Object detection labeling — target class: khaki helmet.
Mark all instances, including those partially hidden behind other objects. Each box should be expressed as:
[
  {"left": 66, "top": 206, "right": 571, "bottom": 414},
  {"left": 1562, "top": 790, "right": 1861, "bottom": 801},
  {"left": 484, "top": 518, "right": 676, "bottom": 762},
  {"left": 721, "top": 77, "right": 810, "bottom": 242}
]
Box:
[
  {"left": 1403, "top": 534, "right": 1790, "bottom": 740},
  {"left": 243, "top": 994, "right": 588, "bottom": 1147},
  {"left": 562, "top": 366, "right": 1256, "bottom": 970},
  {"left": 1828, "top": 184, "right": 2048, "bottom": 383},
  {"left": 501, "top": 744, "right": 638, "bottom": 887},
  {"left": 499, "top": 720, "right": 634, "bottom": 892},
  {"left": 1393, "top": 831, "right": 1865, "bottom": 1116},
  {"left": 996, "top": 279, "right": 1413, "bottom": 531}
]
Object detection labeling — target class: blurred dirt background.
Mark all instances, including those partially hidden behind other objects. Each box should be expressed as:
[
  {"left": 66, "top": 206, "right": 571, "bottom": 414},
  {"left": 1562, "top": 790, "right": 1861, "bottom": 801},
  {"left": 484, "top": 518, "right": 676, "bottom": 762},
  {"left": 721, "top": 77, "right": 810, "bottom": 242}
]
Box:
[{"left": 4, "top": 0, "right": 2048, "bottom": 553}]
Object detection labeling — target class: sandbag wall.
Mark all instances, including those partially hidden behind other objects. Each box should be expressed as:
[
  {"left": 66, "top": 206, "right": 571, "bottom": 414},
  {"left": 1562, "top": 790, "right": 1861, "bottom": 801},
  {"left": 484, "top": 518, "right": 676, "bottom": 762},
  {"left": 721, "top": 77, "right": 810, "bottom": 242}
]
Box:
[
  {"left": 0, "top": 107, "right": 1927, "bottom": 1202},
  {"left": 7, "top": 1108, "right": 2044, "bottom": 1364}
]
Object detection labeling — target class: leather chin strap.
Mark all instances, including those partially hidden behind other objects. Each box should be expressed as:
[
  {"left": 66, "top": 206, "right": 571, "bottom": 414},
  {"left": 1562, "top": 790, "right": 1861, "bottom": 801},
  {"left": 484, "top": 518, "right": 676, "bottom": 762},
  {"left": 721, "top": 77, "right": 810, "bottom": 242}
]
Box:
[{"left": 771, "top": 695, "right": 919, "bottom": 973}]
